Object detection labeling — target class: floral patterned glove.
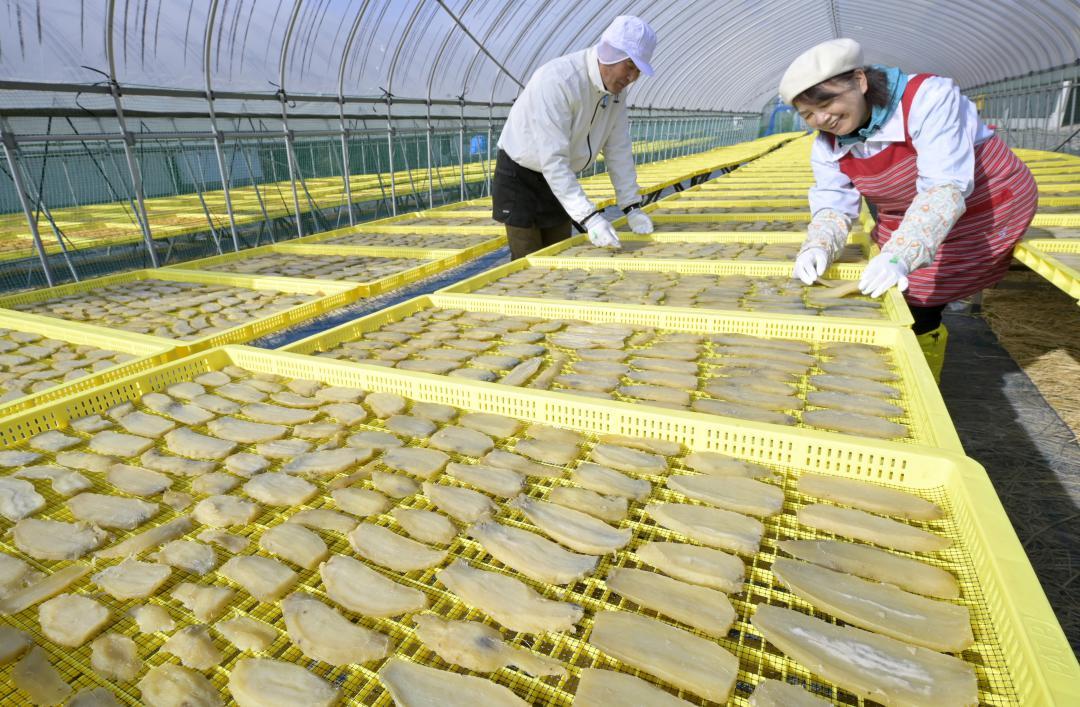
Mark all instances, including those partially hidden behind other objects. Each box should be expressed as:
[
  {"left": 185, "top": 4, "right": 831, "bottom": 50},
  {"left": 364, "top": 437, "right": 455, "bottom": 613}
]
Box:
[
  {"left": 881, "top": 183, "right": 966, "bottom": 271},
  {"left": 798, "top": 208, "right": 852, "bottom": 263}
]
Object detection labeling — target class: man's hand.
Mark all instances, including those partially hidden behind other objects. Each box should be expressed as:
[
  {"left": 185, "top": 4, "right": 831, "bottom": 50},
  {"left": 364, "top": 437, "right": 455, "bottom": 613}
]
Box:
[
  {"left": 626, "top": 208, "right": 654, "bottom": 234},
  {"left": 859, "top": 253, "right": 910, "bottom": 298},
  {"left": 584, "top": 213, "right": 621, "bottom": 248}
]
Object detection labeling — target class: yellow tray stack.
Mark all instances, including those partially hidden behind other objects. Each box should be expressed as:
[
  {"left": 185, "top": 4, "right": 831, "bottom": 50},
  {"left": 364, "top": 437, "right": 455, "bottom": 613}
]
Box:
[
  {"left": 0, "top": 133, "right": 805, "bottom": 265},
  {"left": 1014, "top": 239, "right": 1080, "bottom": 300},
  {"left": 0, "top": 269, "right": 358, "bottom": 354},
  {"left": 0, "top": 162, "right": 502, "bottom": 263},
  {"left": 0, "top": 345, "right": 1075, "bottom": 705},
  {"left": 280, "top": 293, "right": 959, "bottom": 450},
  {"left": 164, "top": 243, "right": 481, "bottom": 298}
]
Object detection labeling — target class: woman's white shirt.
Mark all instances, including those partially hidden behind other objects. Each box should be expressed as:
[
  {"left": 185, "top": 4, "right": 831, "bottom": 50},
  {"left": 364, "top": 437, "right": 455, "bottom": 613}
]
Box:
[{"left": 808, "top": 75, "right": 995, "bottom": 219}]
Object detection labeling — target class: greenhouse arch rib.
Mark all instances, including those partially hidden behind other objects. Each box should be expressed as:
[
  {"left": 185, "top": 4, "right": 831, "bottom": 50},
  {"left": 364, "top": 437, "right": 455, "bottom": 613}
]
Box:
[{"left": 203, "top": 0, "right": 241, "bottom": 252}]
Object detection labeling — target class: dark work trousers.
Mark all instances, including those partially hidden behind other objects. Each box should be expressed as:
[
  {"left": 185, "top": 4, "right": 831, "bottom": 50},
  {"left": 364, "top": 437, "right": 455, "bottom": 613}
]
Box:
[
  {"left": 505, "top": 222, "right": 573, "bottom": 260},
  {"left": 492, "top": 149, "right": 575, "bottom": 259},
  {"left": 909, "top": 303, "right": 948, "bottom": 335}
]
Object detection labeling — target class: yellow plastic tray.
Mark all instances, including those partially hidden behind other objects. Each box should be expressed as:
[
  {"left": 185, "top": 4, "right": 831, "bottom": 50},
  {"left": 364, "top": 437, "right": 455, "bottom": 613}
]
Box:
[
  {"left": 682, "top": 188, "right": 811, "bottom": 198},
  {"left": 1024, "top": 225, "right": 1080, "bottom": 239},
  {"left": 0, "top": 310, "right": 177, "bottom": 418},
  {"left": 674, "top": 188, "right": 809, "bottom": 198},
  {"left": 0, "top": 269, "right": 359, "bottom": 354},
  {"left": 1038, "top": 183, "right": 1080, "bottom": 194},
  {"left": 661, "top": 196, "right": 809, "bottom": 209},
  {"left": 1034, "top": 196, "right": 1080, "bottom": 207},
  {"left": 405, "top": 209, "right": 505, "bottom": 220},
  {"left": 529, "top": 231, "right": 875, "bottom": 262},
  {"left": 298, "top": 222, "right": 505, "bottom": 252},
  {"left": 1031, "top": 213, "right": 1080, "bottom": 227},
  {"left": 425, "top": 199, "right": 492, "bottom": 213},
  {"left": 281, "top": 293, "right": 959, "bottom": 450},
  {"left": 1033, "top": 174, "right": 1080, "bottom": 185},
  {"left": 644, "top": 206, "right": 813, "bottom": 221},
  {"left": 0, "top": 345, "right": 1074, "bottom": 706},
  {"left": 696, "top": 179, "right": 815, "bottom": 188},
  {"left": 439, "top": 257, "right": 915, "bottom": 326},
  {"left": 1027, "top": 165, "right": 1080, "bottom": 176},
  {"left": 163, "top": 243, "right": 479, "bottom": 298},
  {"left": 727, "top": 172, "right": 815, "bottom": 179},
  {"left": 1013, "top": 239, "right": 1080, "bottom": 300},
  {"left": 366, "top": 211, "right": 500, "bottom": 228}
]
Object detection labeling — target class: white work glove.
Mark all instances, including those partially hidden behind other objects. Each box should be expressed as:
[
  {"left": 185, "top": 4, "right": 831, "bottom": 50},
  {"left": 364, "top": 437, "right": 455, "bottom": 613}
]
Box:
[
  {"left": 859, "top": 253, "right": 910, "bottom": 299},
  {"left": 583, "top": 213, "right": 621, "bottom": 248},
  {"left": 793, "top": 247, "right": 830, "bottom": 286},
  {"left": 626, "top": 208, "right": 654, "bottom": 235}
]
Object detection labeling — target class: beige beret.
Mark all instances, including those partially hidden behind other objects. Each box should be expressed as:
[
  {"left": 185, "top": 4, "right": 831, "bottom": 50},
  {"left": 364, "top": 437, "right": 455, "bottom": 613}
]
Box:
[{"left": 779, "top": 38, "right": 864, "bottom": 104}]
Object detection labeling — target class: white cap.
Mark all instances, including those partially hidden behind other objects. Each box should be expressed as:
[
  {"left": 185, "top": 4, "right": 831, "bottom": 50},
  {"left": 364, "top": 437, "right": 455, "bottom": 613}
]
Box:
[
  {"left": 778, "top": 38, "right": 864, "bottom": 104},
  {"left": 597, "top": 16, "right": 656, "bottom": 76}
]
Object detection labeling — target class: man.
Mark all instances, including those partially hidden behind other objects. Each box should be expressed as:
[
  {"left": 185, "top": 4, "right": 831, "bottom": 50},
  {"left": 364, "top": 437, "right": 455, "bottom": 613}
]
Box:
[{"left": 493, "top": 15, "right": 657, "bottom": 259}]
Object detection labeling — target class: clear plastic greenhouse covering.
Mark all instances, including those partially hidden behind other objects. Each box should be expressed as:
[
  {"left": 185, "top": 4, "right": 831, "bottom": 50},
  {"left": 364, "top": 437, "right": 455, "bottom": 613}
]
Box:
[{"left": 0, "top": 0, "right": 1077, "bottom": 112}]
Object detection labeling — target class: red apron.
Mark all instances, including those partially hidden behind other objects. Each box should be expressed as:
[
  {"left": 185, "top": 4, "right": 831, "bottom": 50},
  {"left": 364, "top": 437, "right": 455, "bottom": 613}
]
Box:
[{"left": 838, "top": 74, "right": 1038, "bottom": 306}]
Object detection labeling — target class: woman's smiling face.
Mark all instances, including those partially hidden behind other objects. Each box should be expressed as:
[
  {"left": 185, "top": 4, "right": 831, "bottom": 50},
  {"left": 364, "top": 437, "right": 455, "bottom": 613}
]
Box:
[{"left": 794, "top": 70, "right": 872, "bottom": 135}]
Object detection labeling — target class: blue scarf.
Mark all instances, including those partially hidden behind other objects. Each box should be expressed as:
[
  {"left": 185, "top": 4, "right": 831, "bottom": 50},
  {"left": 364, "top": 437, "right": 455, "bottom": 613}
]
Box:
[{"left": 837, "top": 65, "right": 907, "bottom": 147}]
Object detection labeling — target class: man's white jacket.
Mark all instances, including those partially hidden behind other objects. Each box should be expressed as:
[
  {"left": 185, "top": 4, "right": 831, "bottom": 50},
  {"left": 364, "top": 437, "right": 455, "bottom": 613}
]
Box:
[{"left": 498, "top": 46, "right": 642, "bottom": 224}]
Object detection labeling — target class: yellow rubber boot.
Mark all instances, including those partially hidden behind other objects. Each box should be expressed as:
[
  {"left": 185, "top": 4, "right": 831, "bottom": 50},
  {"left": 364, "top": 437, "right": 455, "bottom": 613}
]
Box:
[{"left": 916, "top": 324, "right": 948, "bottom": 384}]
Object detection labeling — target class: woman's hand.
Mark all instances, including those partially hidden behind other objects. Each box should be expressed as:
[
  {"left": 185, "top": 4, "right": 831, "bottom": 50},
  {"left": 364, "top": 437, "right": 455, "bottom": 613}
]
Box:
[{"left": 859, "top": 253, "right": 910, "bottom": 298}]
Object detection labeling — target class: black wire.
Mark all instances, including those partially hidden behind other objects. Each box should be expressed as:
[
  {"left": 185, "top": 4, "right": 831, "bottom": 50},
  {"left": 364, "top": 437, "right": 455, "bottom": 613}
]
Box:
[{"left": 1051, "top": 126, "right": 1080, "bottom": 153}]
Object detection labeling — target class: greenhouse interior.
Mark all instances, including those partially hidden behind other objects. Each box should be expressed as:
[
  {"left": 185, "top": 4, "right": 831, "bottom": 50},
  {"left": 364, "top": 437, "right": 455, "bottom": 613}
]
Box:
[{"left": 0, "top": 1, "right": 1077, "bottom": 705}]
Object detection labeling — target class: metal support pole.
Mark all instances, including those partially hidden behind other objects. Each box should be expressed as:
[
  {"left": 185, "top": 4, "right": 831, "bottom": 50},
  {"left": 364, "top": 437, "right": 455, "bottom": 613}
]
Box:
[
  {"left": 108, "top": 86, "right": 159, "bottom": 267},
  {"left": 458, "top": 98, "right": 467, "bottom": 202},
  {"left": 426, "top": 102, "right": 435, "bottom": 209},
  {"left": 202, "top": 0, "right": 240, "bottom": 252},
  {"left": 177, "top": 149, "right": 224, "bottom": 255},
  {"left": 1, "top": 131, "right": 55, "bottom": 286},
  {"left": 238, "top": 139, "right": 276, "bottom": 244},
  {"left": 105, "top": 0, "right": 158, "bottom": 267},
  {"left": 399, "top": 129, "right": 420, "bottom": 209},
  {"left": 209, "top": 128, "right": 240, "bottom": 251},
  {"left": 278, "top": 97, "right": 305, "bottom": 239},
  {"left": 339, "top": 101, "right": 355, "bottom": 227},
  {"left": 644, "top": 113, "right": 653, "bottom": 162},
  {"left": 22, "top": 195, "right": 78, "bottom": 282},
  {"left": 485, "top": 102, "right": 494, "bottom": 197},
  {"left": 277, "top": 0, "right": 305, "bottom": 238},
  {"left": 386, "top": 95, "right": 398, "bottom": 216}
]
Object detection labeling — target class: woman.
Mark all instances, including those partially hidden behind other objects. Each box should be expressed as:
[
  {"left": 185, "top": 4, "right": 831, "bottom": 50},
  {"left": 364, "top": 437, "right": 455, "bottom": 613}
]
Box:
[{"left": 780, "top": 38, "right": 1037, "bottom": 379}]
